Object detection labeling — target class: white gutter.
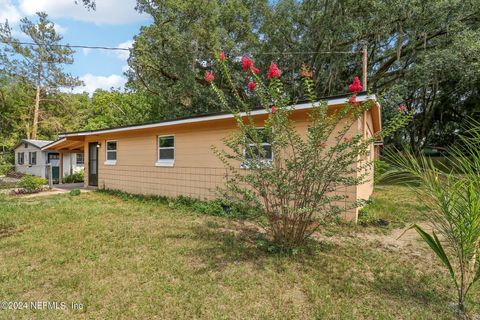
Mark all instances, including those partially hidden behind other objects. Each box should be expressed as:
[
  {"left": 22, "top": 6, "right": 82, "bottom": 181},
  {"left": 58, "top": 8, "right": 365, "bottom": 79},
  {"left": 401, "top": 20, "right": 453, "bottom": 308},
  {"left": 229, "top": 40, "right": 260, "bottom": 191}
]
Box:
[{"left": 55, "top": 94, "right": 374, "bottom": 138}]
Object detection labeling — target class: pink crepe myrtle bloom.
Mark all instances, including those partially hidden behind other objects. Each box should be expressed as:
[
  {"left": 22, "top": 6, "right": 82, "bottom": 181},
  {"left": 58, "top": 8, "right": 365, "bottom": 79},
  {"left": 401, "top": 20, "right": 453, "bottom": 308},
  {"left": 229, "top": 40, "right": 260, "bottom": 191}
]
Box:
[
  {"left": 248, "top": 81, "right": 256, "bottom": 92},
  {"left": 219, "top": 51, "right": 226, "bottom": 61},
  {"left": 348, "top": 94, "right": 358, "bottom": 105},
  {"left": 204, "top": 71, "right": 215, "bottom": 83},
  {"left": 271, "top": 105, "right": 277, "bottom": 113},
  {"left": 349, "top": 76, "right": 363, "bottom": 92},
  {"left": 251, "top": 66, "right": 260, "bottom": 75},
  {"left": 267, "top": 63, "right": 281, "bottom": 79},
  {"left": 241, "top": 57, "right": 253, "bottom": 71}
]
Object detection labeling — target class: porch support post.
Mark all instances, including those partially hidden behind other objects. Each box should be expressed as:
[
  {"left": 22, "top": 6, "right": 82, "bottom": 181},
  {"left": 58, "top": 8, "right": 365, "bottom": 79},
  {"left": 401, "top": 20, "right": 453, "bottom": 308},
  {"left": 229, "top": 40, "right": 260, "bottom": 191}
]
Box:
[
  {"left": 59, "top": 150, "right": 63, "bottom": 184},
  {"left": 48, "top": 163, "right": 53, "bottom": 189},
  {"left": 84, "top": 142, "right": 88, "bottom": 188}
]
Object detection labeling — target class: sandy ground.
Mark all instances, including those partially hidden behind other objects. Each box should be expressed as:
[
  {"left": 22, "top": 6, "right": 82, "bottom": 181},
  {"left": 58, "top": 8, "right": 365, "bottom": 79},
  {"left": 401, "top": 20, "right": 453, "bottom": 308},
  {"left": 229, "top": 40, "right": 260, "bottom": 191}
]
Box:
[
  {"left": 1, "top": 183, "right": 93, "bottom": 198},
  {"left": 354, "top": 222, "right": 433, "bottom": 249}
]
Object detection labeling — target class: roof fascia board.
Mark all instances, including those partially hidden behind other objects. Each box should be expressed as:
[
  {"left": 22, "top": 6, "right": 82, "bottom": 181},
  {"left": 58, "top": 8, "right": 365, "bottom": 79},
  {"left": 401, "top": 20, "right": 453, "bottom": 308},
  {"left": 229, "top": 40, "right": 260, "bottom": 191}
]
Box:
[{"left": 41, "top": 138, "right": 66, "bottom": 151}]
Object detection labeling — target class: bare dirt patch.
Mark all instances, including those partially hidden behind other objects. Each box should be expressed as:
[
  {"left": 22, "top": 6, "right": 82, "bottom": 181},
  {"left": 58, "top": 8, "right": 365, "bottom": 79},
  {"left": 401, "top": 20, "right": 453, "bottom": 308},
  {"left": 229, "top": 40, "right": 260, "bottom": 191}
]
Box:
[
  {"left": 354, "top": 222, "right": 432, "bottom": 249},
  {"left": 0, "top": 224, "right": 22, "bottom": 238}
]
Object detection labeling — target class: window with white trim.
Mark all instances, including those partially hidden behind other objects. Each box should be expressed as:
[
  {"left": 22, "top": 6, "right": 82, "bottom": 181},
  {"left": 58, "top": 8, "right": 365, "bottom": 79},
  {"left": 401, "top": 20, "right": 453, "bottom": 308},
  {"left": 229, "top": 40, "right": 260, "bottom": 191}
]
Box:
[
  {"left": 242, "top": 128, "right": 273, "bottom": 168},
  {"left": 18, "top": 152, "right": 24, "bottom": 165},
  {"left": 157, "top": 136, "right": 175, "bottom": 166},
  {"left": 105, "top": 141, "right": 117, "bottom": 164},
  {"left": 29, "top": 151, "right": 37, "bottom": 165}
]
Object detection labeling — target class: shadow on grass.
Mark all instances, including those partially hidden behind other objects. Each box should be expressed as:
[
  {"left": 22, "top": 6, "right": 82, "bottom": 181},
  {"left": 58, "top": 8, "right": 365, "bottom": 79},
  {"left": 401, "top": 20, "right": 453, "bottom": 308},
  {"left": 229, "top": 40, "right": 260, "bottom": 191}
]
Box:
[
  {"left": 371, "top": 267, "right": 451, "bottom": 307},
  {"left": 184, "top": 220, "right": 456, "bottom": 314},
  {"left": 169, "top": 220, "right": 337, "bottom": 272},
  {"left": 0, "top": 223, "right": 24, "bottom": 239}
]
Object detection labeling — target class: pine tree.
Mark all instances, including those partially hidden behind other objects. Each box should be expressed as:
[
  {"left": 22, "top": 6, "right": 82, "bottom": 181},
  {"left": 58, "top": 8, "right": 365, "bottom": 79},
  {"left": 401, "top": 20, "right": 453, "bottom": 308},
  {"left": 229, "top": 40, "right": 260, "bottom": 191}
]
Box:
[{"left": 0, "top": 12, "right": 82, "bottom": 139}]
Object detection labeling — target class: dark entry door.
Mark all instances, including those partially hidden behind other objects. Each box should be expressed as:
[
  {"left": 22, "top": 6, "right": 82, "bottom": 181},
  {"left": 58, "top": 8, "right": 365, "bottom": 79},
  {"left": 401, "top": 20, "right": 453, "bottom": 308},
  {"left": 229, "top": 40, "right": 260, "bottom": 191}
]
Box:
[
  {"left": 47, "top": 153, "right": 60, "bottom": 183},
  {"left": 88, "top": 142, "right": 98, "bottom": 187}
]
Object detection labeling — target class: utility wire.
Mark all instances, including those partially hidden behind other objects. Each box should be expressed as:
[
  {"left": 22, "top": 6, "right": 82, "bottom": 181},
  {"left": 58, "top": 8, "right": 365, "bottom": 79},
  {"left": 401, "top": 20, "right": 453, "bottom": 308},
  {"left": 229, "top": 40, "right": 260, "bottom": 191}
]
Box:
[
  {"left": 253, "top": 51, "right": 357, "bottom": 55},
  {"left": 0, "top": 40, "right": 358, "bottom": 55},
  {"left": 0, "top": 40, "right": 130, "bottom": 51}
]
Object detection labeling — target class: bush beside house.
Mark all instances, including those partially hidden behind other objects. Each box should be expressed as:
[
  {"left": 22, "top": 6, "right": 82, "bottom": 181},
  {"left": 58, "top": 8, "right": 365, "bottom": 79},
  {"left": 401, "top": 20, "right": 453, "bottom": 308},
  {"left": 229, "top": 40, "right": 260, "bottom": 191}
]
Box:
[
  {"left": 0, "top": 151, "right": 14, "bottom": 176},
  {"left": 17, "top": 175, "right": 48, "bottom": 194},
  {"left": 64, "top": 169, "right": 84, "bottom": 183}
]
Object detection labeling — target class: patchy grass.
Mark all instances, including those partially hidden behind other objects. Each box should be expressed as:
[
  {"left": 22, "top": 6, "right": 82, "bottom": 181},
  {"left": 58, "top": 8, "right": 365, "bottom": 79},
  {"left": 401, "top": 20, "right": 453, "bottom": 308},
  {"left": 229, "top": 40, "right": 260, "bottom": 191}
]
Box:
[
  {"left": 0, "top": 177, "right": 18, "bottom": 190},
  {"left": 0, "top": 189, "right": 478, "bottom": 319},
  {"left": 358, "top": 185, "right": 430, "bottom": 230}
]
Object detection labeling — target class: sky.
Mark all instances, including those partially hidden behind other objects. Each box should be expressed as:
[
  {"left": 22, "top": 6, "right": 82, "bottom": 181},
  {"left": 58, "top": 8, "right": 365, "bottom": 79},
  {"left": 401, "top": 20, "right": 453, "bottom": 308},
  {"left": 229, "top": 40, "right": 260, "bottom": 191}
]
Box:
[{"left": 0, "top": 0, "right": 151, "bottom": 94}]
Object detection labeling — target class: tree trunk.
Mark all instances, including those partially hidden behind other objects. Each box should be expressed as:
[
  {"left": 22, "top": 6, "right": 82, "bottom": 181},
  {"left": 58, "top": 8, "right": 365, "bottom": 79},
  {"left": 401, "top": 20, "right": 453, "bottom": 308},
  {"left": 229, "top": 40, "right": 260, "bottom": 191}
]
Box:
[{"left": 31, "top": 82, "right": 40, "bottom": 140}]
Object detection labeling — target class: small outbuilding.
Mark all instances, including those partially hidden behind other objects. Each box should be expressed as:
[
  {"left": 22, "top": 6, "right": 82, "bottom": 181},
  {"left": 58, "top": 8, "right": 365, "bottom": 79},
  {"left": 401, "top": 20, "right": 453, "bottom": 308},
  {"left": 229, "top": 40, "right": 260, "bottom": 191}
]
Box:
[{"left": 14, "top": 139, "right": 84, "bottom": 182}]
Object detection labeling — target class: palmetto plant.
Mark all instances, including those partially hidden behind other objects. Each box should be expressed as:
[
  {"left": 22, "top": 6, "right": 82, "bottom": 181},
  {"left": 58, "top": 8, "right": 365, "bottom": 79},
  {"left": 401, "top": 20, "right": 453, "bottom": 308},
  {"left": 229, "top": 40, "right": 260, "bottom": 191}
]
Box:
[{"left": 387, "top": 122, "right": 480, "bottom": 313}]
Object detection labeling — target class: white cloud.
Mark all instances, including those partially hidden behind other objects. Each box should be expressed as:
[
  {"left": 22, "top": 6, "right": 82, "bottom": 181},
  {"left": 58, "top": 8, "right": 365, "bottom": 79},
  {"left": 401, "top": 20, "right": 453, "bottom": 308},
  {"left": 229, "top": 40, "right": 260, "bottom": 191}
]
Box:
[
  {"left": 53, "top": 23, "right": 67, "bottom": 35},
  {"left": 10, "top": 29, "right": 29, "bottom": 39},
  {"left": 0, "top": 0, "right": 22, "bottom": 24},
  {"left": 82, "top": 48, "right": 91, "bottom": 56},
  {"left": 115, "top": 40, "right": 133, "bottom": 60},
  {"left": 121, "top": 65, "right": 130, "bottom": 73},
  {"left": 18, "top": 0, "right": 147, "bottom": 25},
  {"left": 71, "top": 73, "right": 127, "bottom": 95},
  {"left": 0, "top": 1, "right": 66, "bottom": 36}
]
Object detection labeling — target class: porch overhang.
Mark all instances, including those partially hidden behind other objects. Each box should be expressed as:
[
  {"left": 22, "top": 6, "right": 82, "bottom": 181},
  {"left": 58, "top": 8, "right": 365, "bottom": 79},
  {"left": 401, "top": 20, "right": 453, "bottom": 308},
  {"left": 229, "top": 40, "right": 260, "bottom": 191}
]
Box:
[{"left": 41, "top": 137, "right": 84, "bottom": 152}]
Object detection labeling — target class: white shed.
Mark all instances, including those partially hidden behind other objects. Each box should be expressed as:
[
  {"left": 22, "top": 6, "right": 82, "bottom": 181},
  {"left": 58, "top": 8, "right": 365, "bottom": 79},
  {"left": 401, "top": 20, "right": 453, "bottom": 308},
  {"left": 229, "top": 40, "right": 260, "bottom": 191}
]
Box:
[
  {"left": 14, "top": 139, "right": 84, "bottom": 182},
  {"left": 14, "top": 140, "right": 51, "bottom": 178}
]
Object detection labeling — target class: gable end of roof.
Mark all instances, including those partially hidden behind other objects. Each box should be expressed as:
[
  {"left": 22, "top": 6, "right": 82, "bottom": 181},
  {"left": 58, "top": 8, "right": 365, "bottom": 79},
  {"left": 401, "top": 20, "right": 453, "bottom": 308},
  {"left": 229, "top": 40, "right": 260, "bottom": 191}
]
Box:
[{"left": 14, "top": 139, "right": 53, "bottom": 150}]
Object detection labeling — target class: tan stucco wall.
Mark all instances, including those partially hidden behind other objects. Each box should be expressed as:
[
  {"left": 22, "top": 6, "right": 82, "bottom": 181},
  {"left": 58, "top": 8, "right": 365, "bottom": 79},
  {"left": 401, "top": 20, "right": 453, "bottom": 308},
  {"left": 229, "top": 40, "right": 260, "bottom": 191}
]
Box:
[
  {"left": 356, "top": 110, "right": 376, "bottom": 208},
  {"left": 82, "top": 107, "right": 375, "bottom": 221}
]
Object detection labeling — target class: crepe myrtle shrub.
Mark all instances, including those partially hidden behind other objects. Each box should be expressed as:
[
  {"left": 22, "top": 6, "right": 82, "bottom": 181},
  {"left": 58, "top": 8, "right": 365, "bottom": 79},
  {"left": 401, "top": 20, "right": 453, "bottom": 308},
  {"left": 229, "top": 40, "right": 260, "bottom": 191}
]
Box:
[
  {"left": 206, "top": 52, "right": 410, "bottom": 250},
  {"left": 386, "top": 121, "right": 480, "bottom": 313}
]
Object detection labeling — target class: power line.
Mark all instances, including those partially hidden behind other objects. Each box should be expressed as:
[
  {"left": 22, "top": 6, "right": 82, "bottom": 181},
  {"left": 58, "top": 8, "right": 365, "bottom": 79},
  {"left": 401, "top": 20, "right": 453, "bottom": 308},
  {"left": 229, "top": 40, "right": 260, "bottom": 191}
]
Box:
[
  {"left": 0, "top": 40, "right": 130, "bottom": 51},
  {"left": 0, "top": 40, "right": 358, "bottom": 55},
  {"left": 252, "top": 51, "right": 357, "bottom": 55}
]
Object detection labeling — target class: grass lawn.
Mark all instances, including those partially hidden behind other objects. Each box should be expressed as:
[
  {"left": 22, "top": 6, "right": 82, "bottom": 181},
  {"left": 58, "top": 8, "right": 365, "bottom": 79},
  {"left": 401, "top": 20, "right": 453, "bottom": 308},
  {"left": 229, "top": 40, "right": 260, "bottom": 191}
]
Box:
[
  {"left": 0, "top": 177, "right": 18, "bottom": 190},
  {"left": 0, "top": 186, "right": 478, "bottom": 319},
  {"left": 358, "top": 184, "right": 430, "bottom": 229}
]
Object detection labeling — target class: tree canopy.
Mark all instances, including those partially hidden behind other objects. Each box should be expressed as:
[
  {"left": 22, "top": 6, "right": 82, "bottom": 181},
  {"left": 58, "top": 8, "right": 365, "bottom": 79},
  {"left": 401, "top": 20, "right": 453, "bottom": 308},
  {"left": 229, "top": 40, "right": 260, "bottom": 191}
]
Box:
[
  {"left": 0, "top": 12, "right": 81, "bottom": 140},
  {"left": 127, "top": 0, "right": 480, "bottom": 151}
]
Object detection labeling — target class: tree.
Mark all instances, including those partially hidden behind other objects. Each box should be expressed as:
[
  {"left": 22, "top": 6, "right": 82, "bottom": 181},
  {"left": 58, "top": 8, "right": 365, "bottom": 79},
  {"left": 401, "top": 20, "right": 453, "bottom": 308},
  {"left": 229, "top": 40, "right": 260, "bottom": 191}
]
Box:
[
  {"left": 380, "top": 29, "right": 480, "bottom": 151},
  {"left": 0, "top": 12, "right": 81, "bottom": 139},
  {"left": 83, "top": 89, "right": 159, "bottom": 130},
  {"left": 126, "top": 0, "right": 269, "bottom": 117},
  {"left": 127, "top": 0, "right": 480, "bottom": 151},
  {"left": 208, "top": 56, "right": 409, "bottom": 250},
  {"left": 0, "top": 77, "right": 32, "bottom": 145},
  {"left": 77, "top": 0, "right": 95, "bottom": 10}
]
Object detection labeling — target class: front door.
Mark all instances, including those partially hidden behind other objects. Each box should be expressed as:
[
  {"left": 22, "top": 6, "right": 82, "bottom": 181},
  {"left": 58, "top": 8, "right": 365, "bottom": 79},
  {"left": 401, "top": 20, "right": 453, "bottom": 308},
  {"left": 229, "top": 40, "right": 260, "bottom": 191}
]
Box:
[
  {"left": 88, "top": 142, "right": 98, "bottom": 187},
  {"left": 47, "top": 153, "right": 60, "bottom": 183}
]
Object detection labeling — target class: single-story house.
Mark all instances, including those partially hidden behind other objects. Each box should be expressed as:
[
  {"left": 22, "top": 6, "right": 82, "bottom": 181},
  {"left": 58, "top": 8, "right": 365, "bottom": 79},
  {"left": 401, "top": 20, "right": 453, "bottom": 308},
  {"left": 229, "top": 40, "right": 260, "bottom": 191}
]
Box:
[
  {"left": 14, "top": 139, "right": 84, "bottom": 182},
  {"left": 43, "top": 92, "right": 381, "bottom": 221}
]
